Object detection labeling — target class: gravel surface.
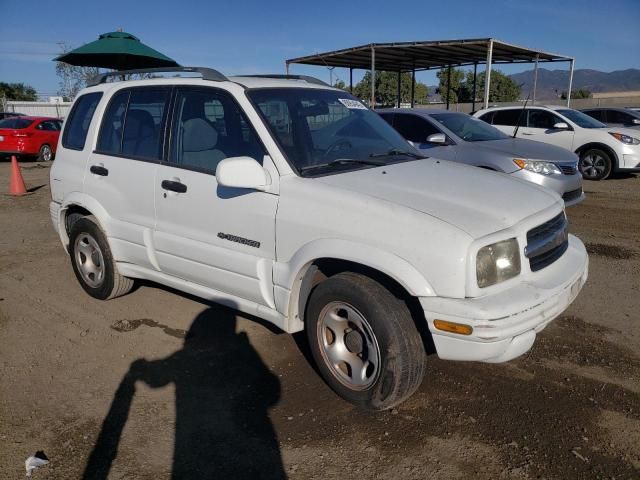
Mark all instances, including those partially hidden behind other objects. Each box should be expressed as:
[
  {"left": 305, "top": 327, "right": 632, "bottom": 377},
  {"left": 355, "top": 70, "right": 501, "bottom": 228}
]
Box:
[{"left": 1, "top": 162, "right": 639, "bottom": 479}]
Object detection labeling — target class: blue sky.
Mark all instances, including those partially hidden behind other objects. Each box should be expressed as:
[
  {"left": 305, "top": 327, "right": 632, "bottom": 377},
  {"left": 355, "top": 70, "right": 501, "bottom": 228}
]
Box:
[{"left": 1, "top": 0, "right": 639, "bottom": 97}]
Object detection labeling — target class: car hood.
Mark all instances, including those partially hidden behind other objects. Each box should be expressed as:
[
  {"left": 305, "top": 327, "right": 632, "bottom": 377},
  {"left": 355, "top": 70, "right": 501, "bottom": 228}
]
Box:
[
  {"left": 463, "top": 137, "right": 577, "bottom": 162},
  {"left": 607, "top": 126, "right": 640, "bottom": 135},
  {"left": 315, "top": 159, "right": 560, "bottom": 239}
]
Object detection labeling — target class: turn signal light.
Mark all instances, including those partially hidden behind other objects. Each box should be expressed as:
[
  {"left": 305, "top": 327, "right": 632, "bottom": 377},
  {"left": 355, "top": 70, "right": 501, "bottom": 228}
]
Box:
[
  {"left": 513, "top": 158, "right": 526, "bottom": 169},
  {"left": 434, "top": 319, "right": 473, "bottom": 335}
]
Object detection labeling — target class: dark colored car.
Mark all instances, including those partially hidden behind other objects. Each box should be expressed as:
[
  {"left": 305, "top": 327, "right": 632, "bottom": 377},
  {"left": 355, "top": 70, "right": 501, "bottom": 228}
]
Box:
[
  {"left": 581, "top": 107, "right": 640, "bottom": 130},
  {"left": 0, "top": 116, "right": 63, "bottom": 161}
]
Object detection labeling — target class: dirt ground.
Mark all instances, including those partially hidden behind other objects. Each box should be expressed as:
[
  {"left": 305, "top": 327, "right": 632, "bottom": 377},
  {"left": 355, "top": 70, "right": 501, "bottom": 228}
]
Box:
[{"left": 1, "top": 161, "right": 639, "bottom": 479}]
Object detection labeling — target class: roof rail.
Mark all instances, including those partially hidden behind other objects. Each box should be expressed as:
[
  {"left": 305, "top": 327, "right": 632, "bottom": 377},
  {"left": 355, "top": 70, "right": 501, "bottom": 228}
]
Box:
[
  {"left": 87, "top": 66, "right": 227, "bottom": 86},
  {"left": 240, "top": 74, "right": 330, "bottom": 87}
]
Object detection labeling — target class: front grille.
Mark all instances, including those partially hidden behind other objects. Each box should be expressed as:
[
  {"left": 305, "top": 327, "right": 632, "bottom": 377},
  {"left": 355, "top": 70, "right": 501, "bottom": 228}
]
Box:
[
  {"left": 526, "top": 213, "right": 569, "bottom": 272},
  {"left": 562, "top": 188, "right": 583, "bottom": 202},
  {"left": 558, "top": 163, "right": 578, "bottom": 175}
]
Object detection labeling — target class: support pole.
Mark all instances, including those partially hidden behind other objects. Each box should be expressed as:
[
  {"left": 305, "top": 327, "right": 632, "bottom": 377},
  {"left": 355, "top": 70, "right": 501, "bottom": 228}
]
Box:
[
  {"left": 285, "top": 61, "right": 289, "bottom": 75},
  {"left": 472, "top": 62, "right": 478, "bottom": 112},
  {"left": 483, "top": 39, "right": 494, "bottom": 109},
  {"left": 370, "top": 45, "right": 376, "bottom": 108},
  {"left": 411, "top": 69, "right": 415, "bottom": 107},
  {"left": 349, "top": 67, "right": 353, "bottom": 93},
  {"left": 567, "top": 59, "right": 575, "bottom": 107},
  {"left": 532, "top": 54, "right": 539, "bottom": 104},
  {"left": 397, "top": 71, "right": 401, "bottom": 108},
  {"left": 447, "top": 66, "right": 452, "bottom": 110}
]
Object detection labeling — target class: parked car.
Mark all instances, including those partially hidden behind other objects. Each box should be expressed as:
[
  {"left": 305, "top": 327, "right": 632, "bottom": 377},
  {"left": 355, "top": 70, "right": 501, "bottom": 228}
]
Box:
[
  {"left": 378, "top": 108, "right": 584, "bottom": 206},
  {"left": 581, "top": 107, "right": 640, "bottom": 130},
  {"left": 474, "top": 105, "right": 640, "bottom": 180},
  {"left": 0, "top": 111, "right": 26, "bottom": 120},
  {"left": 0, "top": 116, "right": 63, "bottom": 161},
  {"left": 50, "top": 68, "right": 588, "bottom": 410}
]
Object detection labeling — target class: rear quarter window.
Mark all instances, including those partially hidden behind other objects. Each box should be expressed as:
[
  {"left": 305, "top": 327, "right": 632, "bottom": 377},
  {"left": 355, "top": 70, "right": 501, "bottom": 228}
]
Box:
[{"left": 62, "top": 92, "right": 103, "bottom": 150}]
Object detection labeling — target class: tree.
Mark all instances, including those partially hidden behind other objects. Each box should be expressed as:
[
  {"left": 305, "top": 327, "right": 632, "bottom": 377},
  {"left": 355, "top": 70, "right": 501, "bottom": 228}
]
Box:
[
  {"left": 436, "top": 68, "right": 465, "bottom": 104},
  {"left": 561, "top": 89, "right": 591, "bottom": 100},
  {"left": 0, "top": 82, "right": 38, "bottom": 101},
  {"left": 353, "top": 71, "right": 428, "bottom": 106},
  {"left": 470, "top": 70, "right": 521, "bottom": 102},
  {"left": 55, "top": 42, "right": 100, "bottom": 101},
  {"left": 333, "top": 79, "right": 348, "bottom": 91}
]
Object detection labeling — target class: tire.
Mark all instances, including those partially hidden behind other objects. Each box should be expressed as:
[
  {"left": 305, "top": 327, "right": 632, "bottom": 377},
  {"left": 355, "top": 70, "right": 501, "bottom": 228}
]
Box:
[
  {"left": 38, "top": 144, "right": 53, "bottom": 162},
  {"left": 579, "top": 148, "right": 612, "bottom": 180},
  {"left": 306, "top": 272, "right": 426, "bottom": 410},
  {"left": 68, "top": 216, "right": 133, "bottom": 300}
]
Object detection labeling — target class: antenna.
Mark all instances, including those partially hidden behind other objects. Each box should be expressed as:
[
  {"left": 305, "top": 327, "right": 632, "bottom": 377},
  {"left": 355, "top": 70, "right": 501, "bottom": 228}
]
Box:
[{"left": 513, "top": 82, "right": 530, "bottom": 139}]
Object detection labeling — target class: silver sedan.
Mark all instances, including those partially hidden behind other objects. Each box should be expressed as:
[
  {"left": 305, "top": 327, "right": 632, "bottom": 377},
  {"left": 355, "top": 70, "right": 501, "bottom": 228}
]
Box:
[{"left": 378, "top": 108, "right": 584, "bottom": 206}]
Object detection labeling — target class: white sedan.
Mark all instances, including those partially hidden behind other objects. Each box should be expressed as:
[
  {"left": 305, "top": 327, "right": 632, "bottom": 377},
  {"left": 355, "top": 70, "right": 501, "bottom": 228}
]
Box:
[{"left": 474, "top": 105, "right": 640, "bottom": 180}]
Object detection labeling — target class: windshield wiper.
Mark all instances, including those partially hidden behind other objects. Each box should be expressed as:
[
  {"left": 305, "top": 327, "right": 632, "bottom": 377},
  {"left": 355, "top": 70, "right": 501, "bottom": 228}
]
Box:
[
  {"left": 369, "top": 148, "right": 426, "bottom": 159},
  {"left": 299, "top": 158, "right": 386, "bottom": 175}
]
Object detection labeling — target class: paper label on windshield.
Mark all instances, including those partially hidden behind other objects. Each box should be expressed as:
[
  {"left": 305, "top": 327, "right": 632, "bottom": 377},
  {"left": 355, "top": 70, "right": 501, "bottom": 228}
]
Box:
[{"left": 338, "top": 98, "right": 367, "bottom": 110}]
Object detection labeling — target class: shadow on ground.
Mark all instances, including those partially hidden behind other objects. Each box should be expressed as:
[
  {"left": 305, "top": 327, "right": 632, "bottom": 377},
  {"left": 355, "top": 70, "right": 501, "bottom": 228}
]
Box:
[{"left": 82, "top": 305, "right": 286, "bottom": 480}]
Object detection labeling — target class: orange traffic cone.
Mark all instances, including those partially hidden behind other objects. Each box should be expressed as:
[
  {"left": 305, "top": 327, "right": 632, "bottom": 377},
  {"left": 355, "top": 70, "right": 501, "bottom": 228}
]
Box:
[{"left": 9, "top": 155, "right": 28, "bottom": 196}]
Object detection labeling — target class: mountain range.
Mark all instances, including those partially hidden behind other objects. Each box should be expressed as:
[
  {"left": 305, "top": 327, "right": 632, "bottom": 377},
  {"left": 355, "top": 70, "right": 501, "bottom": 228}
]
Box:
[
  {"left": 427, "top": 68, "right": 640, "bottom": 101},
  {"left": 509, "top": 68, "right": 640, "bottom": 99}
]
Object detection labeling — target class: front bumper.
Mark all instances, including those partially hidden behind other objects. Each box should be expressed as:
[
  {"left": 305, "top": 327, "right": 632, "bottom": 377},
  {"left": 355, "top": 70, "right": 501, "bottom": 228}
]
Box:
[
  {"left": 510, "top": 169, "right": 584, "bottom": 206},
  {"left": 420, "top": 235, "right": 588, "bottom": 363}
]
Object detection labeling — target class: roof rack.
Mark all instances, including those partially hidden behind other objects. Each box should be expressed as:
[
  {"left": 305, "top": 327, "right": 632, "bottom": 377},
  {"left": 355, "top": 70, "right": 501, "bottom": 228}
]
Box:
[
  {"left": 239, "top": 74, "right": 330, "bottom": 87},
  {"left": 88, "top": 66, "right": 227, "bottom": 86}
]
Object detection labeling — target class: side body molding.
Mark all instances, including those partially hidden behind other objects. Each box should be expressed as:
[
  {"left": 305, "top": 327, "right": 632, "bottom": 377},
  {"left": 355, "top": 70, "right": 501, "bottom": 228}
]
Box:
[{"left": 273, "top": 238, "right": 436, "bottom": 333}]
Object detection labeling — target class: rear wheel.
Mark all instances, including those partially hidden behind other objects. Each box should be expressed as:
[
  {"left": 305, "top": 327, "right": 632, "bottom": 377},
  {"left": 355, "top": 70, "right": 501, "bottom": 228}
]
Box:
[
  {"left": 69, "top": 216, "right": 133, "bottom": 300},
  {"left": 306, "top": 272, "right": 426, "bottom": 410},
  {"left": 38, "top": 144, "right": 53, "bottom": 162},
  {"left": 579, "top": 148, "right": 612, "bottom": 180}
]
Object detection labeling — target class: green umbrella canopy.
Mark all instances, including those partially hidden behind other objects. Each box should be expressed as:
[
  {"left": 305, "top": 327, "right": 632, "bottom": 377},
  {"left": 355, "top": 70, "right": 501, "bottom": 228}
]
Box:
[{"left": 54, "top": 31, "right": 179, "bottom": 70}]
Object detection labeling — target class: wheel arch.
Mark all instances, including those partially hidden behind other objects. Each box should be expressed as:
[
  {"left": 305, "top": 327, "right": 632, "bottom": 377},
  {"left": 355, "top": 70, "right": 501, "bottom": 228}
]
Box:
[
  {"left": 274, "top": 239, "right": 436, "bottom": 334},
  {"left": 57, "top": 193, "right": 112, "bottom": 248},
  {"left": 575, "top": 142, "right": 619, "bottom": 169}
]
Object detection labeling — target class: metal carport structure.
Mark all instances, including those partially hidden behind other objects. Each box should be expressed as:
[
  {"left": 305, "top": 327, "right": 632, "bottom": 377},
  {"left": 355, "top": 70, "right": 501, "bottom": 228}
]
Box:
[{"left": 285, "top": 38, "right": 575, "bottom": 110}]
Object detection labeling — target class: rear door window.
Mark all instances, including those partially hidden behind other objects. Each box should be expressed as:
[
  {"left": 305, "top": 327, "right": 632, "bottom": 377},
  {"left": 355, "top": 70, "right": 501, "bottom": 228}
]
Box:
[
  {"left": 491, "top": 109, "right": 522, "bottom": 126},
  {"left": 62, "top": 92, "right": 102, "bottom": 150},
  {"left": 97, "top": 87, "right": 169, "bottom": 160}
]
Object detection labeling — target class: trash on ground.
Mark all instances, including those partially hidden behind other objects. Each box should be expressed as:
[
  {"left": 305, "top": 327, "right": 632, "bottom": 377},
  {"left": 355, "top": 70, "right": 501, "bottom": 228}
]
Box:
[{"left": 25, "top": 451, "right": 49, "bottom": 476}]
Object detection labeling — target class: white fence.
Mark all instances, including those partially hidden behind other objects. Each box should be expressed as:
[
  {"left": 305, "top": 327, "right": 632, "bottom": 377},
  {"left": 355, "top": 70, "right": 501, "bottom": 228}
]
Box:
[{"left": 3, "top": 101, "right": 72, "bottom": 118}]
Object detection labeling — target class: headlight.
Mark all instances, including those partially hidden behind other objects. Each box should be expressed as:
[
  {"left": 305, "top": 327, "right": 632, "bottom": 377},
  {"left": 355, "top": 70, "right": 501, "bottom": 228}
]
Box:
[
  {"left": 609, "top": 132, "right": 640, "bottom": 145},
  {"left": 513, "top": 158, "right": 561, "bottom": 175},
  {"left": 476, "top": 238, "right": 521, "bottom": 288}
]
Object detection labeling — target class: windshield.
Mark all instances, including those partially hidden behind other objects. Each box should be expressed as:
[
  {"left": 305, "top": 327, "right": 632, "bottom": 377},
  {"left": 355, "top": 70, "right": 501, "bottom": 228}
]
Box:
[
  {"left": 0, "top": 118, "right": 33, "bottom": 129},
  {"left": 556, "top": 109, "right": 606, "bottom": 129},
  {"left": 247, "top": 88, "right": 421, "bottom": 176},
  {"left": 430, "top": 113, "right": 509, "bottom": 142}
]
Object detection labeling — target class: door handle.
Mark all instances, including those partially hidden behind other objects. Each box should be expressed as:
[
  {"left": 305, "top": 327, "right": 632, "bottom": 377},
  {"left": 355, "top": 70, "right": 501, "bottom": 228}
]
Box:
[
  {"left": 161, "top": 180, "right": 187, "bottom": 193},
  {"left": 522, "top": 131, "right": 535, "bottom": 135},
  {"left": 90, "top": 165, "right": 109, "bottom": 176}
]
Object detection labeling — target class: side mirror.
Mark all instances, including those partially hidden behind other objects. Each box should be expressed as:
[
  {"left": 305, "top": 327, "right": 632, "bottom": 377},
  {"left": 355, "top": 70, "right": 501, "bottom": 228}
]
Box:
[
  {"left": 632, "top": 118, "right": 640, "bottom": 125},
  {"left": 426, "top": 133, "right": 447, "bottom": 144},
  {"left": 216, "top": 156, "right": 269, "bottom": 190},
  {"left": 553, "top": 122, "right": 570, "bottom": 130}
]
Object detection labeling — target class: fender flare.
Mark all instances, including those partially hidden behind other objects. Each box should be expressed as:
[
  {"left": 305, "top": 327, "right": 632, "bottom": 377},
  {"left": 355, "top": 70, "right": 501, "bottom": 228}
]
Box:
[
  {"left": 57, "top": 192, "right": 112, "bottom": 246},
  {"left": 273, "top": 239, "right": 436, "bottom": 332}
]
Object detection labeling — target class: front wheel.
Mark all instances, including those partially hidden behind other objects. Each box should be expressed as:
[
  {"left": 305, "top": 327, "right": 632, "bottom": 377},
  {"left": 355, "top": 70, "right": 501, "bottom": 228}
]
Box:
[
  {"left": 306, "top": 272, "right": 426, "bottom": 410},
  {"left": 579, "top": 148, "right": 612, "bottom": 180},
  {"left": 38, "top": 144, "right": 53, "bottom": 162},
  {"left": 69, "top": 216, "right": 134, "bottom": 300}
]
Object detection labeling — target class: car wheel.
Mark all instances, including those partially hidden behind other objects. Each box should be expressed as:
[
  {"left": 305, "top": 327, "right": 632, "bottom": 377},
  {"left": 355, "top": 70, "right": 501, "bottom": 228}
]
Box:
[
  {"left": 69, "top": 216, "right": 134, "bottom": 300},
  {"left": 38, "top": 144, "right": 53, "bottom": 162},
  {"left": 306, "top": 272, "right": 426, "bottom": 410},
  {"left": 579, "top": 148, "right": 612, "bottom": 180}
]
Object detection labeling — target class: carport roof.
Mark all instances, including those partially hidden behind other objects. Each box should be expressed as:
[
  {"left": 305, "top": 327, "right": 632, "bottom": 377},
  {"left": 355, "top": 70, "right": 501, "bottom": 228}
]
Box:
[{"left": 286, "top": 38, "right": 573, "bottom": 71}]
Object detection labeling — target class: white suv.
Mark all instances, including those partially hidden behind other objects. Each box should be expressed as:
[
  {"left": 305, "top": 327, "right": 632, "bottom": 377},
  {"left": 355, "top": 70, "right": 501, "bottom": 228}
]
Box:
[
  {"left": 474, "top": 105, "right": 640, "bottom": 180},
  {"left": 50, "top": 67, "right": 588, "bottom": 410}
]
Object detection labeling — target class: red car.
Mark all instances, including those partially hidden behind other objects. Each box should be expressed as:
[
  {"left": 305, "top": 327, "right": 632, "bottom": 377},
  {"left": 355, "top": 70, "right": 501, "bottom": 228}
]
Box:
[{"left": 0, "top": 116, "right": 63, "bottom": 161}]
